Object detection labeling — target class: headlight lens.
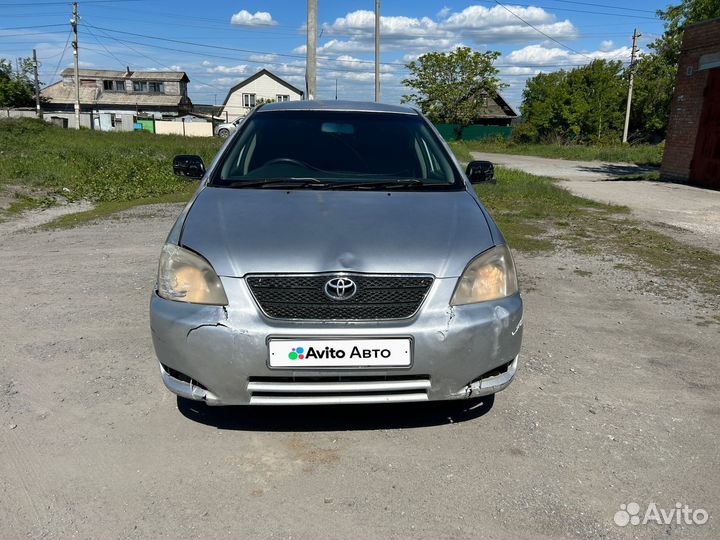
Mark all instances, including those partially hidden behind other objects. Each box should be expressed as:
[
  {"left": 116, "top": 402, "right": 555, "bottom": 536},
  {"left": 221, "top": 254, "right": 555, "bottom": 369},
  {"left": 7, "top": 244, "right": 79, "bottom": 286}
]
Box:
[
  {"left": 157, "top": 244, "right": 228, "bottom": 305},
  {"left": 451, "top": 245, "right": 519, "bottom": 305}
]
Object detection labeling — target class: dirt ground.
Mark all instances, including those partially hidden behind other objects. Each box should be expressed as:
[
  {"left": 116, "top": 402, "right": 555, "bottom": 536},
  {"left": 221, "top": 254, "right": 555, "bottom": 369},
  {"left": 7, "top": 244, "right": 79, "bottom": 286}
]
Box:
[
  {"left": 472, "top": 152, "right": 720, "bottom": 254},
  {"left": 1, "top": 204, "right": 718, "bottom": 539}
]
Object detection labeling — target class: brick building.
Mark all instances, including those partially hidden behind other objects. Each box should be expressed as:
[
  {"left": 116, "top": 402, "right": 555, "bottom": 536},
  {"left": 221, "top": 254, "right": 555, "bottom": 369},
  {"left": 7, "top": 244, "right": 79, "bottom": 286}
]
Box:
[{"left": 661, "top": 18, "right": 720, "bottom": 190}]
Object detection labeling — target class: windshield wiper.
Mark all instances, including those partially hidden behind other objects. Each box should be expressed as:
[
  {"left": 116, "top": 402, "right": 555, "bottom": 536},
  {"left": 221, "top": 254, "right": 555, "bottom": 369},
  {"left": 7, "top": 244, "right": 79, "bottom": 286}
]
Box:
[
  {"left": 320, "top": 179, "right": 428, "bottom": 190},
  {"left": 221, "top": 178, "right": 327, "bottom": 189}
]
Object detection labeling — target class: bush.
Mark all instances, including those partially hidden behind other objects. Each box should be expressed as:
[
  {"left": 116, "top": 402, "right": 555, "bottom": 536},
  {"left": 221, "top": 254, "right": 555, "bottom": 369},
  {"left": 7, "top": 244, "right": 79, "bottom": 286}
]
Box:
[{"left": 509, "top": 122, "right": 538, "bottom": 144}]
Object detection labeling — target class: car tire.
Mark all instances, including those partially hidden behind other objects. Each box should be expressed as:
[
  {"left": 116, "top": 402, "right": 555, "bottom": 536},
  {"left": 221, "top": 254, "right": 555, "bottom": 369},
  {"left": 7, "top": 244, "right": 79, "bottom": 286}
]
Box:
[{"left": 217, "top": 128, "right": 230, "bottom": 138}]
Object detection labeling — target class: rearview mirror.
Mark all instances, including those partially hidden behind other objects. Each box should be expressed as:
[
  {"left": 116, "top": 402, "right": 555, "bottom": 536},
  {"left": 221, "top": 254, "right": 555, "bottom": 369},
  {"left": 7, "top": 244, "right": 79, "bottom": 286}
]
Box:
[
  {"left": 466, "top": 160, "right": 496, "bottom": 184},
  {"left": 173, "top": 155, "right": 206, "bottom": 179}
]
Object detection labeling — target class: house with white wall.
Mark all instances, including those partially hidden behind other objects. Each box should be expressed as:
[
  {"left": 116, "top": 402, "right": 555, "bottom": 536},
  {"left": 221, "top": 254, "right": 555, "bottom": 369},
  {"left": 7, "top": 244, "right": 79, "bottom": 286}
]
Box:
[
  {"left": 220, "top": 69, "right": 303, "bottom": 121},
  {"left": 41, "top": 68, "right": 192, "bottom": 130}
]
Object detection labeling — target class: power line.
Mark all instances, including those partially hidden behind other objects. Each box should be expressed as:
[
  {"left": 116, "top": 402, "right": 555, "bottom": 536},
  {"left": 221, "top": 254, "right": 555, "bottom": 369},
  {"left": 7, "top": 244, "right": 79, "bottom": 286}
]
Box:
[
  {"left": 80, "top": 20, "right": 237, "bottom": 94},
  {"left": 79, "top": 21, "right": 396, "bottom": 74},
  {"left": 491, "top": 0, "right": 593, "bottom": 59},
  {"left": 0, "top": 30, "right": 71, "bottom": 37},
  {"left": 467, "top": 0, "right": 658, "bottom": 19},
  {"left": 0, "top": 0, "right": 141, "bottom": 5},
  {"left": 50, "top": 29, "right": 71, "bottom": 79},
  {"left": 537, "top": 0, "right": 656, "bottom": 13},
  {"left": 83, "top": 20, "right": 126, "bottom": 67},
  {"left": 0, "top": 23, "right": 67, "bottom": 30}
]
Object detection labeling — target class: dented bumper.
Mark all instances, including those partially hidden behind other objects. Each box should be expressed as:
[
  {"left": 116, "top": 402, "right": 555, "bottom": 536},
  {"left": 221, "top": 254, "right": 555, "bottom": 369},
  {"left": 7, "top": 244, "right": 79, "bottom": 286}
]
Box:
[{"left": 150, "top": 276, "right": 523, "bottom": 405}]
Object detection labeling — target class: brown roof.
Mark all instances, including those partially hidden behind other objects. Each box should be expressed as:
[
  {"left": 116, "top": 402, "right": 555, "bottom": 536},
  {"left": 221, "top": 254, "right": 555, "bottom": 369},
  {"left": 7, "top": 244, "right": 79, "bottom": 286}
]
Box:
[
  {"left": 59, "top": 68, "right": 189, "bottom": 82},
  {"left": 41, "top": 81, "right": 186, "bottom": 107},
  {"left": 480, "top": 94, "right": 517, "bottom": 119}
]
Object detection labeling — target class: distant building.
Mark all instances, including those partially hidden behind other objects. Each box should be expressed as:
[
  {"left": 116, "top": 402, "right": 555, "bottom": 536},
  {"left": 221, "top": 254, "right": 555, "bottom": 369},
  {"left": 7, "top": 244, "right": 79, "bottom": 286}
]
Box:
[
  {"left": 661, "top": 18, "right": 720, "bottom": 190},
  {"left": 41, "top": 68, "right": 192, "bottom": 130},
  {"left": 474, "top": 94, "right": 518, "bottom": 126},
  {"left": 220, "top": 69, "right": 303, "bottom": 121}
]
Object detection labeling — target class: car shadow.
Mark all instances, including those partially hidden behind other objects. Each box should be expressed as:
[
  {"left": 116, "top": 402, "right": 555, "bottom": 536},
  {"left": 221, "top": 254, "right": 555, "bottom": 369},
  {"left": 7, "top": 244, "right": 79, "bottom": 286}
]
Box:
[{"left": 176, "top": 395, "right": 495, "bottom": 431}]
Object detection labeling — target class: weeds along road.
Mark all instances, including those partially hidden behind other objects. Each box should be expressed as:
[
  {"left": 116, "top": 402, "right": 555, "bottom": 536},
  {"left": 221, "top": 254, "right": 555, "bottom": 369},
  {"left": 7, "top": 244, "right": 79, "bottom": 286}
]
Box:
[
  {"left": 0, "top": 204, "right": 718, "bottom": 539},
  {"left": 472, "top": 151, "right": 720, "bottom": 255}
]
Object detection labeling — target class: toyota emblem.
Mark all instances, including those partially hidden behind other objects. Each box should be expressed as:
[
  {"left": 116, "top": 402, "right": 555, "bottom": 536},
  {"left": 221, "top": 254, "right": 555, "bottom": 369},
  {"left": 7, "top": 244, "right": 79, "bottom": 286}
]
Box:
[{"left": 324, "top": 277, "right": 357, "bottom": 301}]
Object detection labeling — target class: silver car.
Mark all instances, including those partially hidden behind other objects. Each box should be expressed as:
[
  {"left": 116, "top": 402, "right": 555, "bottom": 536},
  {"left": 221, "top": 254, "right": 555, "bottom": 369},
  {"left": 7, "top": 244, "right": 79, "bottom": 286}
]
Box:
[
  {"left": 152, "top": 101, "right": 523, "bottom": 406},
  {"left": 214, "top": 118, "right": 241, "bottom": 138}
]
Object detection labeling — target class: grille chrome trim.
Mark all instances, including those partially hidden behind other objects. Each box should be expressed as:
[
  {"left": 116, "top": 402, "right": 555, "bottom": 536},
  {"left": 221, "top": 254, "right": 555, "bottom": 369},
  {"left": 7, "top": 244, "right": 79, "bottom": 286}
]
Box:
[
  {"left": 248, "top": 379, "right": 431, "bottom": 393},
  {"left": 249, "top": 393, "right": 429, "bottom": 405},
  {"left": 245, "top": 272, "right": 434, "bottom": 321},
  {"left": 247, "top": 375, "right": 432, "bottom": 405}
]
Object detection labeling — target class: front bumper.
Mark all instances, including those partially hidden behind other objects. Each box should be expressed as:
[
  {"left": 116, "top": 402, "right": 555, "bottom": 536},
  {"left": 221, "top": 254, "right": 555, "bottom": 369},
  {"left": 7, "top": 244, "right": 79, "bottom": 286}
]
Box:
[{"left": 150, "top": 276, "right": 523, "bottom": 405}]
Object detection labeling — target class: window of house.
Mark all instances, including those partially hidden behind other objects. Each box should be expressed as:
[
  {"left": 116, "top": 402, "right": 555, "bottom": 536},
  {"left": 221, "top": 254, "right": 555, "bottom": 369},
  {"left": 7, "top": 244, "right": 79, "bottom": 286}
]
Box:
[
  {"left": 243, "top": 93, "right": 256, "bottom": 107},
  {"left": 133, "top": 81, "right": 148, "bottom": 92},
  {"left": 276, "top": 94, "right": 290, "bottom": 102},
  {"left": 103, "top": 80, "right": 114, "bottom": 91},
  {"left": 115, "top": 80, "right": 126, "bottom": 91},
  {"left": 148, "top": 82, "right": 164, "bottom": 93}
]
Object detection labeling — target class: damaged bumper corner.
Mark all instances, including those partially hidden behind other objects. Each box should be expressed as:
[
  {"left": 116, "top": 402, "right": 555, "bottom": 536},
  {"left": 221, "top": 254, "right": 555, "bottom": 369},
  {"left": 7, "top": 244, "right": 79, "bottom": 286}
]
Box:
[
  {"left": 467, "top": 355, "right": 519, "bottom": 397},
  {"left": 159, "top": 363, "right": 221, "bottom": 404}
]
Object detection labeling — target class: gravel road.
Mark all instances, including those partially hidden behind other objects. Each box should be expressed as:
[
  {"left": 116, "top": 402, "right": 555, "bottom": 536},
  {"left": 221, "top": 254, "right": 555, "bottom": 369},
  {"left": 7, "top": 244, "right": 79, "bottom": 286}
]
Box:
[
  {"left": 1, "top": 205, "right": 718, "bottom": 539},
  {"left": 472, "top": 152, "right": 720, "bottom": 254}
]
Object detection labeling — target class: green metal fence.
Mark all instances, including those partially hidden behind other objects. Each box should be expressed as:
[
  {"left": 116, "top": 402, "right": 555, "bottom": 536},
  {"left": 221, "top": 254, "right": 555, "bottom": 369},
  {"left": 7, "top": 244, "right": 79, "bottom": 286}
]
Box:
[
  {"left": 434, "top": 124, "right": 512, "bottom": 141},
  {"left": 137, "top": 119, "right": 155, "bottom": 133}
]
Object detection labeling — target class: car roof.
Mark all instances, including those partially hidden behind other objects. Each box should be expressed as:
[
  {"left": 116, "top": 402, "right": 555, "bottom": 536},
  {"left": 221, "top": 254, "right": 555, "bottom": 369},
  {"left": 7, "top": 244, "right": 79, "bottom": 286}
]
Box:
[{"left": 257, "top": 99, "right": 419, "bottom": 115}]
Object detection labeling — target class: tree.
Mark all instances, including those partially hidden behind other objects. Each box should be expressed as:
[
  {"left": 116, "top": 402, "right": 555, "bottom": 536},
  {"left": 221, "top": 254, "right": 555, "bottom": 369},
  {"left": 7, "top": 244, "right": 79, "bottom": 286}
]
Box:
[
  {"left": 0, "top": 58, "right": 35, "bottom": 108},
  {"left": 401, "top": 47, "right": 505, "bottom": 133},
  {"left": 520, "top": 60, "right": 626, "bottom": 143}
]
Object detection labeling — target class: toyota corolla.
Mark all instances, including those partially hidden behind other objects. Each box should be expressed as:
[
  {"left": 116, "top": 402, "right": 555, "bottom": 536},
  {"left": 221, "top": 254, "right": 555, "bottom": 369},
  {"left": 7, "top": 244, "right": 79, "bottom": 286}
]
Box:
[{"left": 150, "top": 100, "right": 523, "bottom": 406}]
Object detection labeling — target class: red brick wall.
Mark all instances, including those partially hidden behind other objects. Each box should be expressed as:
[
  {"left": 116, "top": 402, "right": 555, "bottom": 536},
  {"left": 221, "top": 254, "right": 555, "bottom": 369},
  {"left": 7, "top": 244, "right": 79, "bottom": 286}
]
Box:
[{"left": 661, "top": 19, "right": 720, "bottom": 182}]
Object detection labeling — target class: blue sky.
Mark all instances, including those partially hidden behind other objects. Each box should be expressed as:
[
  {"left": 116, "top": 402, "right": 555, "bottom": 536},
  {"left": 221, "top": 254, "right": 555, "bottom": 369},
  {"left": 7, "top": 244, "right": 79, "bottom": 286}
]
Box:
[{"left": 0, "top": 0, "right": 668, "bottom": 110}]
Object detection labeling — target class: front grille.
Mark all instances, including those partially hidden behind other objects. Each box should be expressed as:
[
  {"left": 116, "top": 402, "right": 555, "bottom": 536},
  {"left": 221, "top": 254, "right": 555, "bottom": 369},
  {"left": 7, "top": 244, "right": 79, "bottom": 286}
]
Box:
[
  {"left": 247, "top": 375, "right": 432, "bottom": 405},
  {"left": 246, "top": 274, "right": 434, "bottom": 320}
]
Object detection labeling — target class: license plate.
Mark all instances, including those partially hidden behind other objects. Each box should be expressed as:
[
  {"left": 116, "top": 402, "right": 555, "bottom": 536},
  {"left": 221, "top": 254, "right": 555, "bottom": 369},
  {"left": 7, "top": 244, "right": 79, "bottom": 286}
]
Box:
[{"left": 268, "top": 338, "right": 412, "bottom": 368}]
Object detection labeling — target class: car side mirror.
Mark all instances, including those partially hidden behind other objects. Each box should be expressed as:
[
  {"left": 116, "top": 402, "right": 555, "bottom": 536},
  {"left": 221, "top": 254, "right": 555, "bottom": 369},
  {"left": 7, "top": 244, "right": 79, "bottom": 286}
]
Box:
[
  {"left": 173, "top": 155, "right": 206, "bottom": 179},
  {"left": 466, "top": 160, "right": 496, "bottom": 184}
]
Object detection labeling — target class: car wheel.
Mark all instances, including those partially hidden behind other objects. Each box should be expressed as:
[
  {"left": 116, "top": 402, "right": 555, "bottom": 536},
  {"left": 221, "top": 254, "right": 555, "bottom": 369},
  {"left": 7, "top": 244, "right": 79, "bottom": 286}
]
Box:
[{"left": 217, "top": 128, "right": 230, "bottom": 138}]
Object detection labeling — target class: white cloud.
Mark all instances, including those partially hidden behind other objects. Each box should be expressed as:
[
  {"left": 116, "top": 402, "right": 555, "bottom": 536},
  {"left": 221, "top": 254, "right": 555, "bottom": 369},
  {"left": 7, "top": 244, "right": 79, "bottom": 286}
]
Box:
[
  {"left": 230, "top": 10, "right": 278, "bottom": 27},
  {"left": 505, "top": 44, "right": 632, "bottom": 67},
  {"left": 206, "top": 64, "right": 249, "bottom": 75},
  {"left": 205, "top": 77, "right": 238, "bottom": 86},
  {"left": 302, "top": 6, "right": 579, "bottom": 56},
  {"left": 437, "top": 6, "right": 451, "bottom": 19},
  {"left": 248, "top": 53, "right": 279, "bottom": 63},
  {"left": 600, "top": 39, "right": 614, "bottom": 52}
]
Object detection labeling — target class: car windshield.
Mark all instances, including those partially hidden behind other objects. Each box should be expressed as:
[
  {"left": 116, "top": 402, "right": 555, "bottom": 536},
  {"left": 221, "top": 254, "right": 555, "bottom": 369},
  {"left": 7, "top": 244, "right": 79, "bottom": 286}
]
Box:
[{"left": 212, "top": 110, "right": 462, "bottom": 189}]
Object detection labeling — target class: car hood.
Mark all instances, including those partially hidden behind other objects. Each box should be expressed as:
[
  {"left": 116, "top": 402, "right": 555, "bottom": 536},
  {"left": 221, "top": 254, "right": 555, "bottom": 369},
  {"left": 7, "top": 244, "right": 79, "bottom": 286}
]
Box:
[{"left": 179, "top": 187, "right": 495, "bottom": 278}]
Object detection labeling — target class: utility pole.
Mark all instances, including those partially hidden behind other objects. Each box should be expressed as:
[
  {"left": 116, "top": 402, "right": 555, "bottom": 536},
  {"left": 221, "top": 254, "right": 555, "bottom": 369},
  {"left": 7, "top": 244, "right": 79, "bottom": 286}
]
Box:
[
  {"left": 306, "top": 0, "right": 317, "bottom": 100},
  {"left": 71, "top": 1, "right": 80, "bottom": 129},
  {"left": 32, "top": 49, "right": 41, "bottom": 118},
  {"left": 374, "top": 0, "right": 380, "bottom": 102},
  {"left": 622, "top": 28, "right": 641, "bottom": 144}
]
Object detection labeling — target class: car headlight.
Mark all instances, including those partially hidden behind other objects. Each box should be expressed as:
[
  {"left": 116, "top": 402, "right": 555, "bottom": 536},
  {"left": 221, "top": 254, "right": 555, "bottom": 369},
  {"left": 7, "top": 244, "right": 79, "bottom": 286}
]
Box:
[
  {"left": 157, "top": 244, "right": 228, "bottom": 305},
  {"left": 451, "top": 245, "right": 519, "bottom": 305}
]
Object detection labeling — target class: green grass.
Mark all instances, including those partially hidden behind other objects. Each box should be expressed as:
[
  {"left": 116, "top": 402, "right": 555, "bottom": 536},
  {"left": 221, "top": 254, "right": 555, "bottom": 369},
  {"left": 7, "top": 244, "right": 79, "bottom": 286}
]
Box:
[
  {"left": 0, "top": 118, "right": 222, "bottom": 204},
  {"left": 5, "top": 193, "right": 55, "bottom": 214},
  {"left": 475, "top": 167, "right": 720, "bottom": 300},
  {"left": 474, "top": 167, "right": 628, "bottom": 253},
  {"left": 449, "top": 139, "right": 664, "bottom": 166},
  {"left": 44, "top": 186, "right": 198, "bottom": 229}
]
